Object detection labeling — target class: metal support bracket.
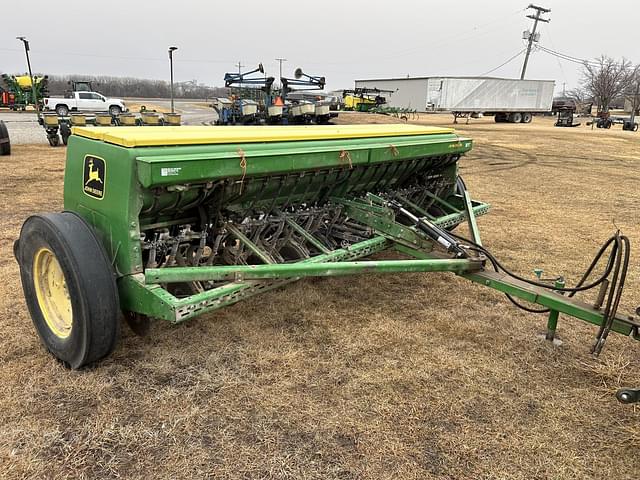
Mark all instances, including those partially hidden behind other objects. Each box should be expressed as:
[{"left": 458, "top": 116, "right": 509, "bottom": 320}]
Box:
[
  {"left": 545, "top": 278, "right": 565, "bottom": 341},
  {"left": 225, "top": 223, "right": 275, "bottom": 264},
  {"left": 460, "top": 185, "right": 482, "bottom": 246}
]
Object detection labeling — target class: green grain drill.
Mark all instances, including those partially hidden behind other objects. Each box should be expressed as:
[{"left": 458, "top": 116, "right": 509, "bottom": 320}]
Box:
[{"left": 13, "top": 124, "right": 640, "bottom": 402}]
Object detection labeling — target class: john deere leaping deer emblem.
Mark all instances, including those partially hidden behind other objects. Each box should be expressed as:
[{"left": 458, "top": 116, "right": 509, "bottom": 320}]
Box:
[
  {"left": 83, "top": 156, "right": 105, "bottom": 199},
  {"left": 85, "top": 159, "right": 102, "bottom": 185}
]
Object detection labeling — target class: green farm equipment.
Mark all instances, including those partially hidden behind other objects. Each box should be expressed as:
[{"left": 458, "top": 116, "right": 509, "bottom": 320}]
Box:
[
  {"left": 343, "top": 88, "right": 394, "bottom": 112},
  {"left": 13, "top": 124, "right": 640, "bottom": 402},
  {"left": 0, "top": 74, "right": 48, "bottom": 110},
  {"left": 370, "top": 105, "right": 419, "bottom": 121},
  {"left": 39, "top": 109, "right": 183, "bottom": 147}
]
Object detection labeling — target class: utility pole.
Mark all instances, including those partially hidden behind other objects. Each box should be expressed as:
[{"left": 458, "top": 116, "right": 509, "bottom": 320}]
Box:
[
  {"left": 520, "top": 4, "right": 550, "bottom": 80},
  {"left": 168, "top": 46, "right": 178, "bottom": 114},
  {"left": 275, "top": 58, "right": 287, "bottom": 88},
  {"left": 236, "top": 61, "right": 245, "bottom": 89},
  {"left": 16, "top": 36, "right": 39, "bottom": 118}
]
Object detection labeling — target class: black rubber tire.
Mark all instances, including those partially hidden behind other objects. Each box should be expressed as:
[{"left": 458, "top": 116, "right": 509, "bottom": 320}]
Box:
[
  {"left": 14, "top": 212, "right": 119, "bottom": 368},
  {"left": 509, "top": 112, "right": 523, "bottom": 123},
  {"left": 521, "top": 112, "right": 532, "bottom": 123},
  {"left": 494, "top": 113, "right": 508, "bottom": 123},
  {"left": 55, "top": 105, "right": 69, "bottom": 117},
  {"left": 108, "top": 105, "right": 122, "bottom": 116},
  {"left": 47, "top": 135, "right": 60, "bottom": 147},
  {"left": 0, "top": 120, "right": 10, "bottom": 155}
]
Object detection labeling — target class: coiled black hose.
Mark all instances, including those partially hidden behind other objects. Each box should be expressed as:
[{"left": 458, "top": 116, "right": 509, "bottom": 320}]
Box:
[{"left": 449, "top": 230, "right": 630, "bottom": 353}]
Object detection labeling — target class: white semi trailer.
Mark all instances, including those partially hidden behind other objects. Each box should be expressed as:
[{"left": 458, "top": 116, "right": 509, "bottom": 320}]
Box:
[{"left": 354, "top": 76, "right": 555, "bottom": 124}]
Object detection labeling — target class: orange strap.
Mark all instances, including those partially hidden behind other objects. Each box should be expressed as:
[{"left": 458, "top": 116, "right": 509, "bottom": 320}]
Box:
[
  {"left": 339, "top": 149, "right": 353, "bottom": 169},
  {"left": 238, "top": 148, "right": 247, "bottom": 193}
]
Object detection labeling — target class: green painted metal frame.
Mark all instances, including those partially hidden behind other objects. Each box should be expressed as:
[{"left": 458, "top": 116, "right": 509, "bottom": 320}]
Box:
[
  {"left": 62, "top": 132, "right": 472, "bottom": 278},
  {"left": 395, "top": 242, "right": 640, "bottom": 341},
  {"left": 118, "top": 193, "right": 491, "bottom": 323},
  {"left": 61, "top": 129, "right": 639, "bottom": 343},
  {"left": 465, "top": 271, "right": 639, "bottom": 338},
  {"left": 119, "top": 236, "right": 393, "bottom": 323},
  {"left": 119, "top": 179, "right": 640, "bottom": 342},
  {"left": 145, "top": 258, "right": 482, "bottom": 283}
]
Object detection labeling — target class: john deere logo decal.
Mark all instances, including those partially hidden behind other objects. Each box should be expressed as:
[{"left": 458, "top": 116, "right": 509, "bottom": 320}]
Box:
[{"left": 83, "top": 155, "right": 105, "bottom": 199}]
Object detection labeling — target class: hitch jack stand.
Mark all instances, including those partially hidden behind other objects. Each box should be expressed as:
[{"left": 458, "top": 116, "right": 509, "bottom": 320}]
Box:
[{"left": 545, "top": 278, "right": 566, "bottom": 341}]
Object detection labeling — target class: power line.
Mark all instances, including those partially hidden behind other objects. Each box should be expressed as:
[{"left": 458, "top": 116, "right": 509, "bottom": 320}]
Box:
[
  {"left": 535, "top": 45, "right": 597, "bottom": 66},
  {"left": 480, "top": 48, "right": 527, "bottom": 76},
  {"left": 369, "top": 7, "right": 528, "bottom": 62},
  {"left": 541, "top": 23, "right": 568, "bottom": 86},
  {"left": 0, "top": 46, "right": 244, "bottom": 65}
]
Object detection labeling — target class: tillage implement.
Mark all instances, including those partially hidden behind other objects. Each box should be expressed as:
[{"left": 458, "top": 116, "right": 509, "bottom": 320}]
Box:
[{"left": 13, "top": 124, "right": 640, "bottom": 403}]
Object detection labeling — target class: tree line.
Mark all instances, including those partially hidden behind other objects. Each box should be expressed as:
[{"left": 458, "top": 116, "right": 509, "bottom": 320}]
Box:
[
  {"left": 46, "top": 75, "right": 229, "bottom": 99},
  {"left": 569, "top": 55, "right": 640, "bottom": 114},
  {"left": 31, "top": 58, "right": 640, "bottom": 115}
]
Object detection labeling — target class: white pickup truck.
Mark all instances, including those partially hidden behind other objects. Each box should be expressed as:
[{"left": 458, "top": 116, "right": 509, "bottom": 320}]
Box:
[{"left": 43, "top": 92, "right": 127, "bottom": 116}]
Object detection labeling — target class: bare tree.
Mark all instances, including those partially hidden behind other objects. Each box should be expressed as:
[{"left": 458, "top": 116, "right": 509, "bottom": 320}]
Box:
[
  {"left": 581, "top": 55, "right": 633, "bottom": 113},
  {"left": 625, "top": 65, "right": 640, "bottom": 117},
  {"left": 565, "top": 87, "right": 589, "bottom": 103},
  {"left": 564, "top": 87, "right": 594, "bottom": 115},
  {"left": 46, "top": 74, "right": 223, "bottom": 99}
]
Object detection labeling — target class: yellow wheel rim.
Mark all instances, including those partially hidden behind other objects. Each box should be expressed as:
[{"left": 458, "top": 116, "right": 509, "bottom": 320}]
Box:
[{"left": 33, "top": 248, "right": 73, "bottom": 339}]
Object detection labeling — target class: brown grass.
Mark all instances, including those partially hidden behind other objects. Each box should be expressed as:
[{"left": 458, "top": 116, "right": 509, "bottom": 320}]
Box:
[
  {"left": 1, "top": 116, "right": 640, "bottom": 479},
  {"left": 125, "top": 102, "right": 172, "bottom": 114}
]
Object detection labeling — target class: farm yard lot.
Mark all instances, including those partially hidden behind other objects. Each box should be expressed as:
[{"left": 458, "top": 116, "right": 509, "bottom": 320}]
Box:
[{"left": 1, "top": 115, "right": 639, "bottom": 479}]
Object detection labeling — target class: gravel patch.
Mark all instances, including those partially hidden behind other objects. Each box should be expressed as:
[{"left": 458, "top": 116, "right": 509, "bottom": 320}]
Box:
[{"left": 0, "top": 112, "right": 47, "bottom": 145}]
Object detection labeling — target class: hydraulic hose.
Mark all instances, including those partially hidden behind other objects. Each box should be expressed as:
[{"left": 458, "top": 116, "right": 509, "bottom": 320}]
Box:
[
  {"left": 451, "top": 231, "right": 622, "bottom": 295},
  {"left": 450, "top": 230, "right": 630, "bottom": 349}
]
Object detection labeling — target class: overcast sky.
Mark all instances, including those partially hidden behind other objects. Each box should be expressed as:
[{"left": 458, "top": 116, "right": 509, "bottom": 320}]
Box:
[{"left": 1, "top": 0, "right": 638, "bottom": 94}]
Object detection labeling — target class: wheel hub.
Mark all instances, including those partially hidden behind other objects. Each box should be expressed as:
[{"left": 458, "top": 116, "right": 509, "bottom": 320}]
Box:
[{"left": 33, "top": 248, "right": 72, "bottom": 338}]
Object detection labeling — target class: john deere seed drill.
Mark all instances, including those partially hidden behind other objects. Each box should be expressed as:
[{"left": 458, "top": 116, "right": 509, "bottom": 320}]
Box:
[{"left": 13, "top": 124, "right": 640, "bottom": 403}]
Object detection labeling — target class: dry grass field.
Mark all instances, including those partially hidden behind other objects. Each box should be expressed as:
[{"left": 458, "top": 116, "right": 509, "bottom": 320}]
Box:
[{"left": 1, "top": 115, "right": 639, "bottom": 479}]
